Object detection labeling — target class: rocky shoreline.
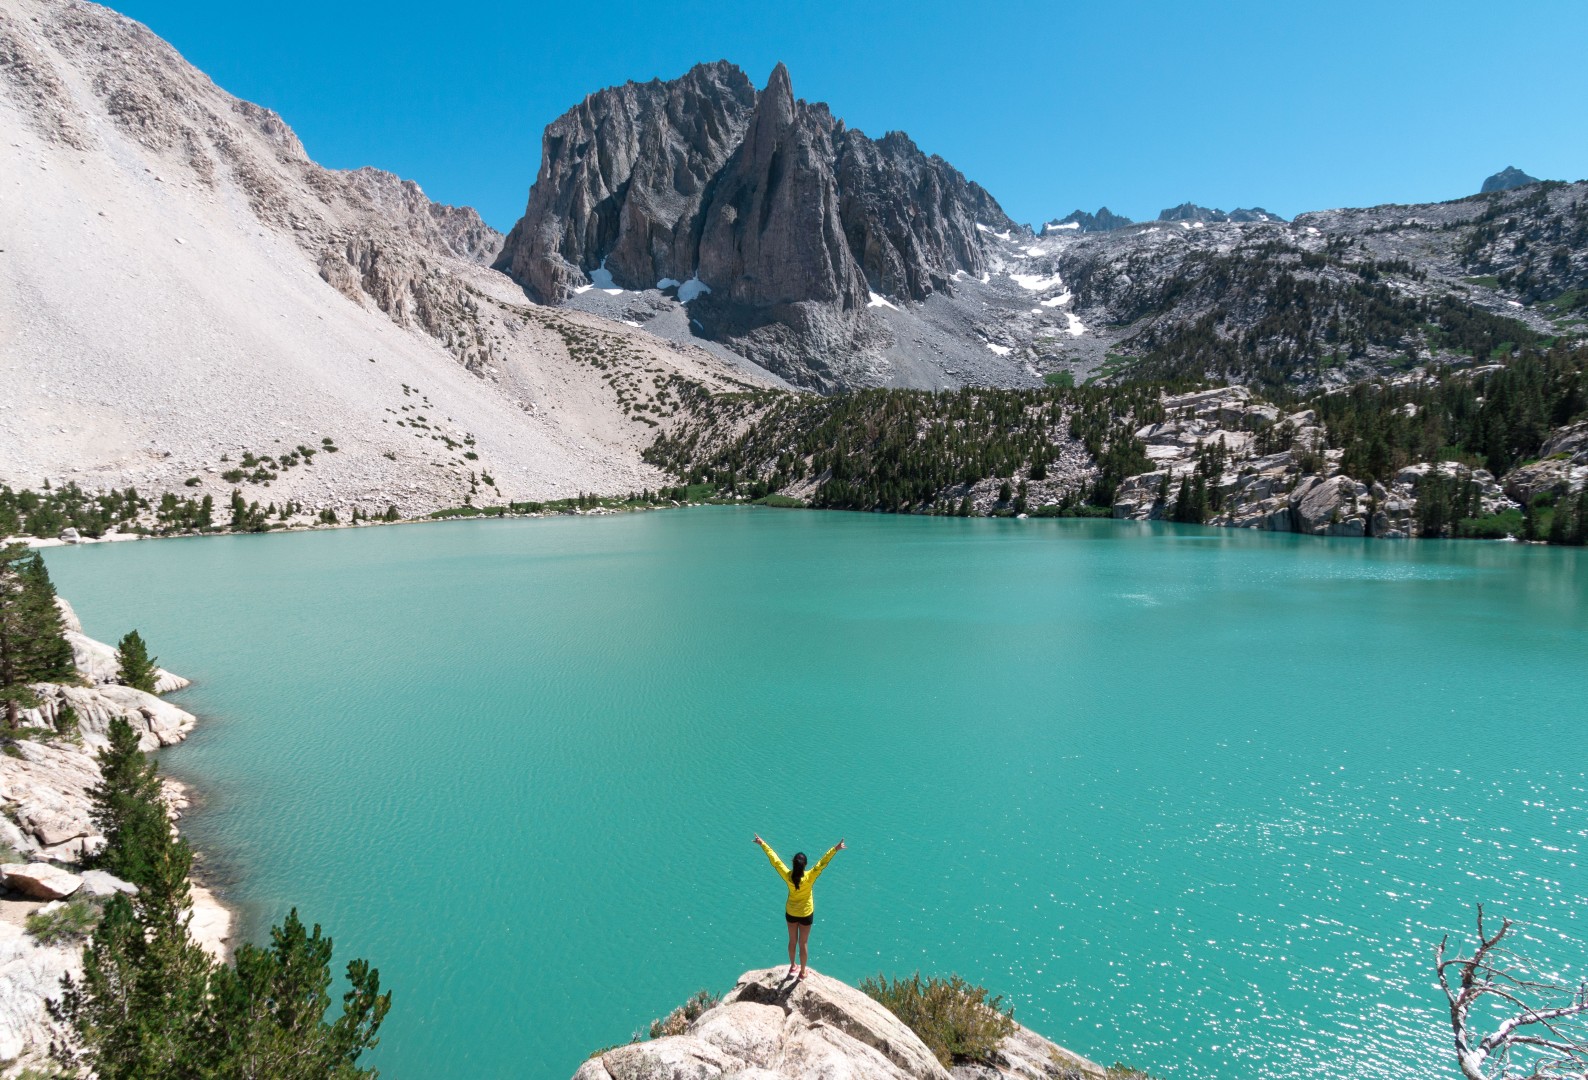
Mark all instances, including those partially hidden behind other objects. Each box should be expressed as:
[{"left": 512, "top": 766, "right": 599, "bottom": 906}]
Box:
[
  {"left": 1111, "top": 385, "right": 1586, "bottom": 538},
  {"left": 0, "top": 597, "right": 231, "bottom": 1072}
]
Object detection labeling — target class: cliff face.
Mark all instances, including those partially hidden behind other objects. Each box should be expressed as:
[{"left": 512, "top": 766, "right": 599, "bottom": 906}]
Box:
[
  {"left": 496, "top": 61, "right": 758, "bottom": 303},
  {"left": 496, "top": 62, "right": 1018, "bottom": 389}
]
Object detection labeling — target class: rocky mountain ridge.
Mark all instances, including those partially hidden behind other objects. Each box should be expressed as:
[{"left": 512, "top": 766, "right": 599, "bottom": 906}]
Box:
[{"left": 505, "top": 61, "right": 1587, "bottom": 396}]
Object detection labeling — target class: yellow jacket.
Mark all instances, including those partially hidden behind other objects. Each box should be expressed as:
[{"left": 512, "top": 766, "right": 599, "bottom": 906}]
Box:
[{"left": 761, "top": 842, "right": 837, "bottom": 917}]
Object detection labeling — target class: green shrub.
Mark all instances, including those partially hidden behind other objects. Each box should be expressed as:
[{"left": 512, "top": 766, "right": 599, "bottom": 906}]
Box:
[
  {"left": 26, "top": 896, "right": 99, "bottom": 945},
  {"left": 648, "top": 988, "right": 720, "bottom": 1039},
  {"left": 859, "top": 972, "right": 1015, "bottom": 1066},
  {"left": 1105, "top": 1064, "right": 1160, "bottom": 1080}
]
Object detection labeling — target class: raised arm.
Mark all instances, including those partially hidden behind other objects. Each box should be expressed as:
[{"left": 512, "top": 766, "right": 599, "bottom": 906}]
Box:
[
  {"left": 806, "top": 839, "right": 844, "bottom": 884},
  {"left": 755, "top": 834, "right": 791, "bottom": 885}
]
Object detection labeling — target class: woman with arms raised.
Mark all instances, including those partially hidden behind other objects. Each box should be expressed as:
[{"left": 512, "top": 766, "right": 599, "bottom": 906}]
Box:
[{"left": 753, "top": 833, "right": 845, "bottom": 981}]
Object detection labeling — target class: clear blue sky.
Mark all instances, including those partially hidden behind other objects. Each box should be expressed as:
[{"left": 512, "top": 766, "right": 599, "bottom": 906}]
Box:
[{"left": 114, "top": 0, "right": 1588, "bottom": 232}]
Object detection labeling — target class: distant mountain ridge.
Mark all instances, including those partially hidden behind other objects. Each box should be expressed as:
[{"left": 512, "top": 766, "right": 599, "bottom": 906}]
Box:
[{"left": 1046, "top": 207, "right": 1134, "bottom": 233}]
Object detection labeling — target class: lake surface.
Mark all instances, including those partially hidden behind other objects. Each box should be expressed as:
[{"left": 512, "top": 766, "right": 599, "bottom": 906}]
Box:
[{"left": 42, "top": 509, "right": 1588, "bottom": 1080}]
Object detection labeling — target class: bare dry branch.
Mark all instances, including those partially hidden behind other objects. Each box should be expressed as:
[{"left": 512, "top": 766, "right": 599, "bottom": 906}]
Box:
[{"left": 1436, "top": 905, "right": 1588, "bottom": 1080}]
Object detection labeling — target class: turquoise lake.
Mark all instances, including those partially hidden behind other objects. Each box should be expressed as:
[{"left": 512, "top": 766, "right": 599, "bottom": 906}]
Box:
[{"left": 40, "top": 509, "right": 1588, "bottom": 1079}]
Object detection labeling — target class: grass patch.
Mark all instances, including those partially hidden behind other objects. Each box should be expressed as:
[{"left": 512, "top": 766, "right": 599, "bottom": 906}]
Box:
[
  {"left": 750, "top": 494, "right": 806, "bottom": 508},
  {"left": 648, "top": 989, "right": 719, "bottom": 1039},
  {"left": 1084, "top": 352, "right": 1137, "bottom": 386},
  {"left": 1105, "top": 1065, "right": 1162, "bottom": 1080},
  {"left": 1043, "top": 371, "right": 1075, "bottom": 388},
  {"left": 1455, "top": 509, "right": 1524, "bottom": 539},
  {"left": 860, "top": 972, "right": 1015, "bottom": 1067},
  {"left": 430, "top": 505, "right": 515, "bottom": 519},
  {"left": 26, "top": 897, "right": 99, "bottom": 946},
  {"left": 1462, "top": 275, "right": 1501, "bottom": 288},
  {"left": 1031, "top": 503, "right": 1113, "bottom": 518}
]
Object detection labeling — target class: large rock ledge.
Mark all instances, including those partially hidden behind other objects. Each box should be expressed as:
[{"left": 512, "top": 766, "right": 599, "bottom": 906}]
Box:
[{"left": 574, "top": 968, "right": 1106, "bottom": 1080}]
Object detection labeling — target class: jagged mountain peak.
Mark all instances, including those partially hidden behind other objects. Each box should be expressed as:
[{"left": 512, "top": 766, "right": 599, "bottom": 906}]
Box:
[
  {"left": 1481, "top": 166, "right": 1540, "bottom": 193},
  {"left": 496, "top": 61, "right": 1019, "bottom": 388},
  {"left": 1157, "top": 202, "right": 1285, "bottom": 224},
  {"left": 1047, "top": 207, "right": 1134, "bottom": 233}
]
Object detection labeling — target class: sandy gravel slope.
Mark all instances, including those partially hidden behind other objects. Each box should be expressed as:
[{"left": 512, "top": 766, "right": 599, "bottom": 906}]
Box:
[{"left": 0, "top": 0, "right": 777, "bottom": 516}]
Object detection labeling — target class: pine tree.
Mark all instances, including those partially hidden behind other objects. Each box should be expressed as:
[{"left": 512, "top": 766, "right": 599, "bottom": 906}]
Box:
[
  {"left": 1547, "top": 497, "right": 1570, "bottom": 545},
  {"left": 86, "top": 716, "right": 171, "bottom": 886},
  {"left": 57, "top": 713, "right": 215, "bottom": 1079},
  {"left": 18, "top": 550, "right": 73, "bottom": 680},
  {"left": 0, "top": 543, "right": 75, "bottom": 727},
  {"left": 206, "top": 910, "right": 391, "bottom": 1079},
  {"left": 117, "top": 630, "right": 158, "bottom": 693}
]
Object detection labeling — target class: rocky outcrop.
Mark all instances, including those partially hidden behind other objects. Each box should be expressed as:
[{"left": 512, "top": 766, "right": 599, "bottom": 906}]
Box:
[
  {"left": 573, "top": 968, "right": 1104, "bottom": 1080},
  {"left": 1502, "top": 421, "right": 1588, "bottom": 504},
  {"left": 55, "top": 598, "right": 189, "bottom": 696},
  {"left": 497, "top": 62, "right": 1017, "bottom": 389},
  {"left": 1112, "top": 386, "right": 1525, "bottom": 537},
  {"left": 0, "top": 921, "right": 77, "bottom": 1064},
  {"left": 1, "top": 863, "right": 83, "bottom": 900},
  {"left": 1481, "top": 166, "right": 1539, "bottom": 194}
]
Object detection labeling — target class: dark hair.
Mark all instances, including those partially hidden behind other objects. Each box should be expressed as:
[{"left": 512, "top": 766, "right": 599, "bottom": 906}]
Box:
[{"left": 791, "top": 852, "right": 808, "bottom": 889}]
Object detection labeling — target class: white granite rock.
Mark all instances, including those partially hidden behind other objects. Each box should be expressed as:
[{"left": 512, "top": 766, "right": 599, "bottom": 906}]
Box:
[
  {"left": 1, "top": 863, "right": 83, "bottom": 900},
  {"left": 78, "top": 869, "right": 138, "bottom": 897},
  {"left": 567, "top": 968, "right": 1104, "bottom": 1080}
]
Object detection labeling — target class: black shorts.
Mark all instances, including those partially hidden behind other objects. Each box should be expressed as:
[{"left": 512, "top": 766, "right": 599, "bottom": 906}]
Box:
[{"left": 785, "top": 911, "right": 813, "bottom": 926}]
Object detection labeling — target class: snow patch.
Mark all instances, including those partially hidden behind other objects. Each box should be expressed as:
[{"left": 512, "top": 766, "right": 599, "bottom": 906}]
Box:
[
  {"left": 656, "top": 277, "right": 681, "bottom": 290},
  {"left": 1009, "top": 271, "right": 1064, "bottom": 292},
  {"left": 1065, "top": 313, "right": 1086, "bottom": 337},
  {"left": 621, "top": 320, "right": 642, "bottom": 327},
  {"left": 1043, "top": 221, "right": 1080, "bottom": 233},
  {"left": 1191, "top": 221, "right": 1205, "bottom": 230},
  {"left": 866, "top": 292, "right": 898, "bottom": 310},
  {"left": 677, "top": 276, "right": 711, "bottom": 303},
  {"left": 588, "top": 259, "right": 623, "bottom": 295},
  {"left": 1039, "top": 291, "right": 1073, "bottom": 308},
  {"left": 1179, "top": 222, "right": 1192, "bottom": 230},
  {"left": 985, "top": 343, "right": 1012, "bottom": 356},
  {"left": 1025, "top": 245, "right": 1045, "bottom": 257}
]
